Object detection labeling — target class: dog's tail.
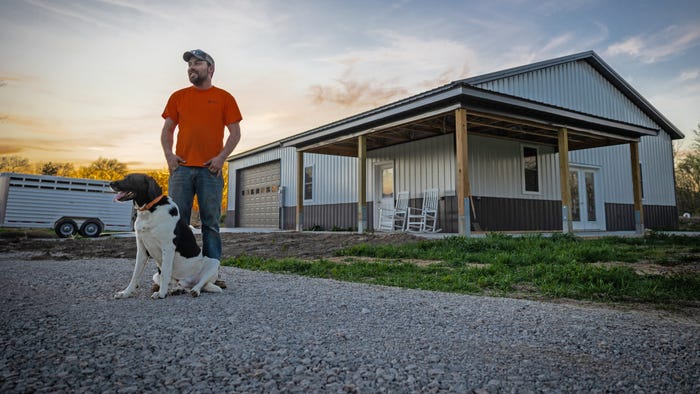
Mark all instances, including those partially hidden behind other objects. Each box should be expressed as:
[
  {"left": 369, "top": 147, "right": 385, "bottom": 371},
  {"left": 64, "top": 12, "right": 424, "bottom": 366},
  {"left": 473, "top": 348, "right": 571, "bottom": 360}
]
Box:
[{"left": 203, "top": 282, "right": 223, "bottom": 293}]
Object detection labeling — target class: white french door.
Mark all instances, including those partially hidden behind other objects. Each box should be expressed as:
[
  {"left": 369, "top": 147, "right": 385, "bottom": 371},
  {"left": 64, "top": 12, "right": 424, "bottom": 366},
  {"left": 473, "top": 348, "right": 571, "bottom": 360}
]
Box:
[{"left": 569, "top": 166, "right": 606, "bottom": 231}]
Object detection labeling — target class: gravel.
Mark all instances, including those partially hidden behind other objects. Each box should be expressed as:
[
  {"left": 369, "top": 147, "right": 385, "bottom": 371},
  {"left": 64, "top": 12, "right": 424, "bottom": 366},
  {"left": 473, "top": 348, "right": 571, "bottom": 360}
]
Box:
[{"left": 1, "top": 256, "right": 698, "bottom": 393}]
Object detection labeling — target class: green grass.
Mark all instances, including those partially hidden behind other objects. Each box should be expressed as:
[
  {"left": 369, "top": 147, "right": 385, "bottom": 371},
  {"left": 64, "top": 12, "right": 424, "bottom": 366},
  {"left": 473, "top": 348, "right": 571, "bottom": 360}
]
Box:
[
  {"left": 222, "top": 232, "right": 700, "bottom": 306},
  {"left": 0, "top": 227, "right": 56, "bottom": 238}
]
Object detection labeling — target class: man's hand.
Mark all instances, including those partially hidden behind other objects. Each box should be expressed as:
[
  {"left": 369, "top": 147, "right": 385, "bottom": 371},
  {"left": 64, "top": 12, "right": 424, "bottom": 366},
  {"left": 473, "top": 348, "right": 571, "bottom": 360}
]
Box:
[
  {"left": 166, "top": 152, "right": 186, "bottom": 172},
  {"left": 204, "top": 155, "right": 225, "bottom": 176}
]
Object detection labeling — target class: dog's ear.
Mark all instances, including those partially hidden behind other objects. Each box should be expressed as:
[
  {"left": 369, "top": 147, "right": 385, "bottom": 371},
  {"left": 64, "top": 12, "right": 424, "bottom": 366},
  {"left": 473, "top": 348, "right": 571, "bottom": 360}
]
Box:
[{"left": 146, "top": 176, "right": 163, "bottom": 199}]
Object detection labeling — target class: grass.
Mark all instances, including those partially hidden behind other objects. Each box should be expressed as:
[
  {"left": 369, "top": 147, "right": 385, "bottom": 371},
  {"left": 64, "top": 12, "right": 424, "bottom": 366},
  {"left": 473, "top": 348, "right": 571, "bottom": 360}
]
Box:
[
  {"left": 0, "top": 227, "right": 57, "bottom": 239},
  {"left": 222, "top": 232, "right": 700, "bottom": 307}
]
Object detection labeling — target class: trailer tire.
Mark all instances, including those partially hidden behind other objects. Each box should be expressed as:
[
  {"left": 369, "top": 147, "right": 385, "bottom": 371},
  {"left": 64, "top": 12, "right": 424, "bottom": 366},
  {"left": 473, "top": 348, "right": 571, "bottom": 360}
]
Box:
[
  {"left": 79, "top": 219, "right": 103, "bottom": 238},
  {"left": 54, "top": 219, "right": 78, "bottom": 238}
]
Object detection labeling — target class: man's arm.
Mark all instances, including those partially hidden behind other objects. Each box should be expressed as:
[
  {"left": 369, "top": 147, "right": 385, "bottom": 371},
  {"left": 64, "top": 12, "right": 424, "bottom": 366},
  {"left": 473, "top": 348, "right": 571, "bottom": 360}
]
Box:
[
  {"left": 161, "top": 118, "right": 185, "bottom": 172},
  {"left": 204, "top": 122, "right": 241, "bottom": 174}
]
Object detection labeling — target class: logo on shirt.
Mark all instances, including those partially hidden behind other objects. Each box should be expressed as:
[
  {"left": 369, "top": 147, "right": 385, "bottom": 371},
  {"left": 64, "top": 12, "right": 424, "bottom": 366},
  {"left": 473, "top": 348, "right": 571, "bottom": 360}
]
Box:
[{"left": 208, "top": 99, "right": 217, "bottom": 104}]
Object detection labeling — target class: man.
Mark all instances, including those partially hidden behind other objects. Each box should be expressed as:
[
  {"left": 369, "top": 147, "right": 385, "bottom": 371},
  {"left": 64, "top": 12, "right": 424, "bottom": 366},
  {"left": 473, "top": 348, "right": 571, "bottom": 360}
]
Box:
[{"left": 160, "top": 49, "right": 242, "bottom": 274}]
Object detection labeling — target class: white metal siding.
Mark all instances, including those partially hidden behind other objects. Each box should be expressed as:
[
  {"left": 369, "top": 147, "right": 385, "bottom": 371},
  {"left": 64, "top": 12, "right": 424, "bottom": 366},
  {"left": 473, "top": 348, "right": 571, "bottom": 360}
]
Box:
[
  {"left": 303, "top": 154, "right": 357, "bottom": 205},
  {"left": 229, "top": 148, "right": 357, "bottom": 208},
  {"left": 568, "top": 132, "right": 676, "bottom": 206},
  {"left": 476, "top": 61, "right": 658, "bottom": 129},
  {"left": 369, "top": 134, "right": 558, "bottom": 201},
  {"left": 369, "top": 134, "right": 453, "bottom": 200},
  {"left": 232, "top": 130, "right": 676, "bottom": 212},
  {"left": 467, "top": 135, "right": 559, "bottom": 200},
  {"left": 639, "top": 132, "right": 676, "bottom": 205}
]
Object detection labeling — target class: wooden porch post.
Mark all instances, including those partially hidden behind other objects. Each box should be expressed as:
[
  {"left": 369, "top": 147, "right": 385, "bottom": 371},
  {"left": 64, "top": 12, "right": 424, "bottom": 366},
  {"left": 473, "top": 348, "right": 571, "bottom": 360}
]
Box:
[
  {"left": 455, "top": 108, "right": 471, "bottom": 236},
  {"left": 295, "top": 150, "right": 304, "bottom": 231},
  {"left": 630, "top": 142, "right": 644, "bottom": 233},
  {"left": 558, "top": 128, "right": 573, "bottom": 233},
  {"left": 357, "top": 135, "right": 367, "bottom": 233}
]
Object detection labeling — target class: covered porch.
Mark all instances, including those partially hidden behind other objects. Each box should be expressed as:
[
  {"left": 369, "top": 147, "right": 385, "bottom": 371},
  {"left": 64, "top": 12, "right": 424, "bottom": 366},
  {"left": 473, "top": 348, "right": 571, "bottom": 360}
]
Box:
[{"left": 286, "top": 83, "right": 651, "bottom": 235}]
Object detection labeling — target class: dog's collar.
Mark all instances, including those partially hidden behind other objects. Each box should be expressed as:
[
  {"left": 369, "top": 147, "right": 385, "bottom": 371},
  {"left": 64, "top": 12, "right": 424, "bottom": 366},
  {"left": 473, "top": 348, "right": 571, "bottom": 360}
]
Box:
[{"left": 139, "top": 194, "right": 165, "bottom": 211}]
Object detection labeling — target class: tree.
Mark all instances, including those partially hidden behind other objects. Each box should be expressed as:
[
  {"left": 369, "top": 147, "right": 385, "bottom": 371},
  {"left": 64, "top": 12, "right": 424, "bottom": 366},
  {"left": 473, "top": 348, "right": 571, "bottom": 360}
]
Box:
[
  {"left": 39, "top": 162, "right": 59, "bottom": 176},
  {"left": 37, "top": 162, "right": 76, "bottom": 177},
  {"left": 675, "top": 125, "right": 700, "bottom": 215},
  {"left": 0, "top": 155, "right": 31, "bottom": 173},
  {"left": 55, "top": 162, "right": 76, "bottom": 177},
  {"left": 146, "top": 168, "right": 170, "bottom": 195},
  {"left": 77, "top": 157, "right": 128, "bottom": 181}
]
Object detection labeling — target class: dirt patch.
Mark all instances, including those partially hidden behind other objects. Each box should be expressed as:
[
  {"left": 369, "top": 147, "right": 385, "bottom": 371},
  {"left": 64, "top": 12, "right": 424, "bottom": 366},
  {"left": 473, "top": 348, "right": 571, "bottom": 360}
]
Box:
[
  {"left": 324, "top": 255, "right": 490, "bottom": 269},
  {"left": 592, "top": 261, "right": 700, "bottom": 276},
  {"left": 0, "top": 231, "right": 425, "bottom": 261}
]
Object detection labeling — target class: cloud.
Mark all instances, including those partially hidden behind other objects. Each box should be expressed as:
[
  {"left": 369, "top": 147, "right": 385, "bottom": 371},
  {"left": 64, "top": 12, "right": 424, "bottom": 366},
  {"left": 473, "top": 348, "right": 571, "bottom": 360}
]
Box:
[
  {"left": 605, "top": 24, "right": 700, "bottom": 63},
  {"left": 0, "top": 74, "right": 38, "bottom": 88},
  {"left": 309, "top": 69, "right": 409, "bottom": 107},
  {"left": 0, "top": 145, "right": 24, "bottom": 155},
  {"left": 307, "top": 30, "right": 475, "bottom": 108},
  {"left": 25, "top": 0, "right": 117, "bottom": 30},
  {"left": 0, "top": 114, "right": 49, "bottom": 130},
  {"left": 679, "top": 69, "right": 699, "bottom": 81},
  {"left": 540, "top": 33, "right": 575, "bottom": 54}
]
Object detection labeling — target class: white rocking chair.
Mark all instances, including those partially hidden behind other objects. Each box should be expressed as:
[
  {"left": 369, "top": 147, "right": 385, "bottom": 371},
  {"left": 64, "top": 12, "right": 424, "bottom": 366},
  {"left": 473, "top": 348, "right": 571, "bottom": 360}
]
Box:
[
  {"left": 377, "top": 191, "right": 409, "bottom": 231},
  {"left": 406, "top": 188, "right": 441, "bottom": 233}
]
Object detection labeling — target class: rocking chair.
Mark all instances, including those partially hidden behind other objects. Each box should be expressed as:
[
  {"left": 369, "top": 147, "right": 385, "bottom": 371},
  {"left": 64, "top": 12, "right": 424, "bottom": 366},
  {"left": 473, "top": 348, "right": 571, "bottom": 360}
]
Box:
[
  {"left": 406, "top": 188, "right": 440, "bottom": 233},
  {"left": 377, "top": 191, "right": 409, "bottom": 231}
]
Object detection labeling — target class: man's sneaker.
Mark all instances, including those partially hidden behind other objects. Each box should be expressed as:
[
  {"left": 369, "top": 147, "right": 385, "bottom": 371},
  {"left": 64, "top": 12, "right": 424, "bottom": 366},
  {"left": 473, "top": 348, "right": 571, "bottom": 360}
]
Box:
[{"left": 214, "top": 279, "right": 227, "bottom": 289}]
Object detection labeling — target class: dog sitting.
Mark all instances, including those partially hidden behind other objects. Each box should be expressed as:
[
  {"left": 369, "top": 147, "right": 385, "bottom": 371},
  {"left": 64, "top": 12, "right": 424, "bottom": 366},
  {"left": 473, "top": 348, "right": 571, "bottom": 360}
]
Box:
[{"left": 110, "top": 173, "right": 222, "bottom": 299}]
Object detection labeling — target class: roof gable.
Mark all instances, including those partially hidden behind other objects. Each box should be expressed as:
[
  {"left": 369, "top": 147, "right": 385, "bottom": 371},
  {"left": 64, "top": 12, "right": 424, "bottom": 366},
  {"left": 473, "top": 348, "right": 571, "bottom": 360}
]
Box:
[{"left": 459, "top": 51, "right": 683, "bottom": 139}]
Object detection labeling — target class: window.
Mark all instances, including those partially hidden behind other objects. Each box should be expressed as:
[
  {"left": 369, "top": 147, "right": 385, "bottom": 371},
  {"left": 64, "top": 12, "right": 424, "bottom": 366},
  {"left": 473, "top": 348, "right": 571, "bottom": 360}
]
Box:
[
  {"left": 522, "top": 146, "right": 540, "bottom": 193},
  {"left": 304, "top": 165, "right": 313, "bottom": 200}
]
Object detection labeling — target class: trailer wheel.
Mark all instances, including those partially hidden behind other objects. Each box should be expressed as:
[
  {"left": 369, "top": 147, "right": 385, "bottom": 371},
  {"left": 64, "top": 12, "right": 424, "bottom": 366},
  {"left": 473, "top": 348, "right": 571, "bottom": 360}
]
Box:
[
  {"left": 54, "top": 219, "right": 78, "bottom": 238},
  {"left": 79, "top": 219, "right": 103, "bottom": 238}
]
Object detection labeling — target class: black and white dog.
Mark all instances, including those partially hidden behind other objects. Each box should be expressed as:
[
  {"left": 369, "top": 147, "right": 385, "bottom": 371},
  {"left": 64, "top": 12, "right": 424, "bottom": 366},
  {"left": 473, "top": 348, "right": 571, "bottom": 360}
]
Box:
[{"left": 110, "top": 173, "right": 222, "bottom": 299}]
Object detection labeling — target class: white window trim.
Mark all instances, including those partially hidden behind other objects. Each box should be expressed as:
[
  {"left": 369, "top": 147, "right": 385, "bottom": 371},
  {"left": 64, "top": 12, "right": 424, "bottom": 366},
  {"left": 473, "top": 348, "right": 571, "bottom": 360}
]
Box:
[
  {"left": 303, "top": 164, "right": 314, "bottom": 202},
  {"left": 521, "top": 144, "right": 542, "bottom": 195}
]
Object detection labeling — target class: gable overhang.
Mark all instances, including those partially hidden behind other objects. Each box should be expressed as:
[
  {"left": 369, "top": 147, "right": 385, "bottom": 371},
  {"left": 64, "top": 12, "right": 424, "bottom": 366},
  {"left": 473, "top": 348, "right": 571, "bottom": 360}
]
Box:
[
  {"left": 583, "top": 53, "right": 684, "bottom": 140},
  {"left": 462, "top": 51, "right": 684, "bottom": 140},
  {"left": 286, "top": 83, "right": 656, "bottom": 157}
]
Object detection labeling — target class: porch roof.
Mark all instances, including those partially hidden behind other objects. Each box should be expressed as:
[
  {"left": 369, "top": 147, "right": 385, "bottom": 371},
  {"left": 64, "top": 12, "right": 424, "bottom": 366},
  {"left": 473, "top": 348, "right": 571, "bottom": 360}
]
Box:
[{"left": 286, "top": 82, "right": 657, "bottom": 157}]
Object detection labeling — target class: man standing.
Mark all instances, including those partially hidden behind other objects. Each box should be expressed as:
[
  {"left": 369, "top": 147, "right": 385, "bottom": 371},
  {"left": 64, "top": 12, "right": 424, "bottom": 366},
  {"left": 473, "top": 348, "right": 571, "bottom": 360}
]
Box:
[{"left": 161, "top": 49, "right": 242, "bottom": 274}]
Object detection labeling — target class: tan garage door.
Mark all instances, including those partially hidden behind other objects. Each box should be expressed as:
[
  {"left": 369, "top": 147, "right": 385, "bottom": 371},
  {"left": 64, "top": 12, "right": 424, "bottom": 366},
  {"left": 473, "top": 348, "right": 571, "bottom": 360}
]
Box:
[{"left": 237, "top": 161, "right": 281, "bottom": 228}]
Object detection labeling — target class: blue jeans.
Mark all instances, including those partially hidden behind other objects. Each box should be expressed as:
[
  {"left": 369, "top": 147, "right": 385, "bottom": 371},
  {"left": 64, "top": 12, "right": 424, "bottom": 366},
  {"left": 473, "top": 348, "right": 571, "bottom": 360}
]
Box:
[{"left": 168, "top": 166, "right": 224, "bottom": 259}]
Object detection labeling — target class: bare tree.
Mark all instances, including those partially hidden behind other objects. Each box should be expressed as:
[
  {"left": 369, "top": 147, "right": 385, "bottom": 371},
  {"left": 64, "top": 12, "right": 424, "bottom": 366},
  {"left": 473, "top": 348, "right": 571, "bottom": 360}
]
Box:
[
  {"left": 0, "top": 155, "right": 32, "bottom": 173},
  {"left": 675, "top": 125, "right": 700, "bottom": 215}
]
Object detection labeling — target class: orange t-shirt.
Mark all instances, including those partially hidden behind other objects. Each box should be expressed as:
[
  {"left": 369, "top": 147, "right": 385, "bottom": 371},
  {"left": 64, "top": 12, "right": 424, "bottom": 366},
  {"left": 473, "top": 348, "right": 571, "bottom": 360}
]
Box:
[{"left": 162, "top": 86, "right": 243, "bottom": 167}]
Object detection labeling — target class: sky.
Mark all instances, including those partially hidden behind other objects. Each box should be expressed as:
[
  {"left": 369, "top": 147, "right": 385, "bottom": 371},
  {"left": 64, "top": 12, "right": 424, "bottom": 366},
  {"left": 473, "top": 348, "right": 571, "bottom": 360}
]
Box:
[{"left": 1, "top": 0, "right": 699, "bottom": 170}]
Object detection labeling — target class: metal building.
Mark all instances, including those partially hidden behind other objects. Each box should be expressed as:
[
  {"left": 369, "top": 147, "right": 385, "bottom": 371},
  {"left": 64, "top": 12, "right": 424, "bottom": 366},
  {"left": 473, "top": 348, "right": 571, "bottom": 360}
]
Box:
[{"left": 227, "top": 51, "right": 683, "bottom": 234}]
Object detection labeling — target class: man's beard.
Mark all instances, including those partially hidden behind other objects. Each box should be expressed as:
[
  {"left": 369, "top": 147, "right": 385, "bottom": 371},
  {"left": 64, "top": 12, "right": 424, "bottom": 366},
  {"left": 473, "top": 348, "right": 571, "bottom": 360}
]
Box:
[{"left": 189, "top": 70, "right": 207, "bottom": 86}]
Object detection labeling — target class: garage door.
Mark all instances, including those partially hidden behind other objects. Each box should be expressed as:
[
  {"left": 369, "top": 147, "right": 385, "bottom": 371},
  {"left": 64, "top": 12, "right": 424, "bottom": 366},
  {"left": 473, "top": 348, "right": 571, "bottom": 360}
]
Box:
[{"left": 237, "top": 161, "right": 281, "bottom": 228}]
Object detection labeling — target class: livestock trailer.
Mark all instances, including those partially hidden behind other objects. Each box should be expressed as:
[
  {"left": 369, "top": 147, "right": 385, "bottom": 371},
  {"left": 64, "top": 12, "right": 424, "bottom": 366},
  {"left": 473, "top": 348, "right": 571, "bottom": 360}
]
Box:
[{"left": 0, "top": 172, "right": 133, "bottom": 237}]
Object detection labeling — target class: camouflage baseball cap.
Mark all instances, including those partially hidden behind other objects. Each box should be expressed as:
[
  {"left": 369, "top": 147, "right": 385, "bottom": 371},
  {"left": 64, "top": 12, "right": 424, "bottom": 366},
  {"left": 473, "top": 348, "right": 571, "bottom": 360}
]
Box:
[{"left": 183, "top": 49, "right": 215, "bottom": 65}]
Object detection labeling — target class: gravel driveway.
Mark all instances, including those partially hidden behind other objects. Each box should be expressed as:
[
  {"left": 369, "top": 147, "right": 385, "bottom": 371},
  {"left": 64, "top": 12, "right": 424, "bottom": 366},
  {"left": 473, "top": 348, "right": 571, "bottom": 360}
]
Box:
[{"left": 1, "top": 256, "right": 698, "bottom": 393}]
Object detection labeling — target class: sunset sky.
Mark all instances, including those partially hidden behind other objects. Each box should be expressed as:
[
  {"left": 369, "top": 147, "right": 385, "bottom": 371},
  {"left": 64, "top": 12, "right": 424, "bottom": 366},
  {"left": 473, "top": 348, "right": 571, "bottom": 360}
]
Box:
[{"left": 1, "top": 0, "right": 699, "bottom": 170}]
